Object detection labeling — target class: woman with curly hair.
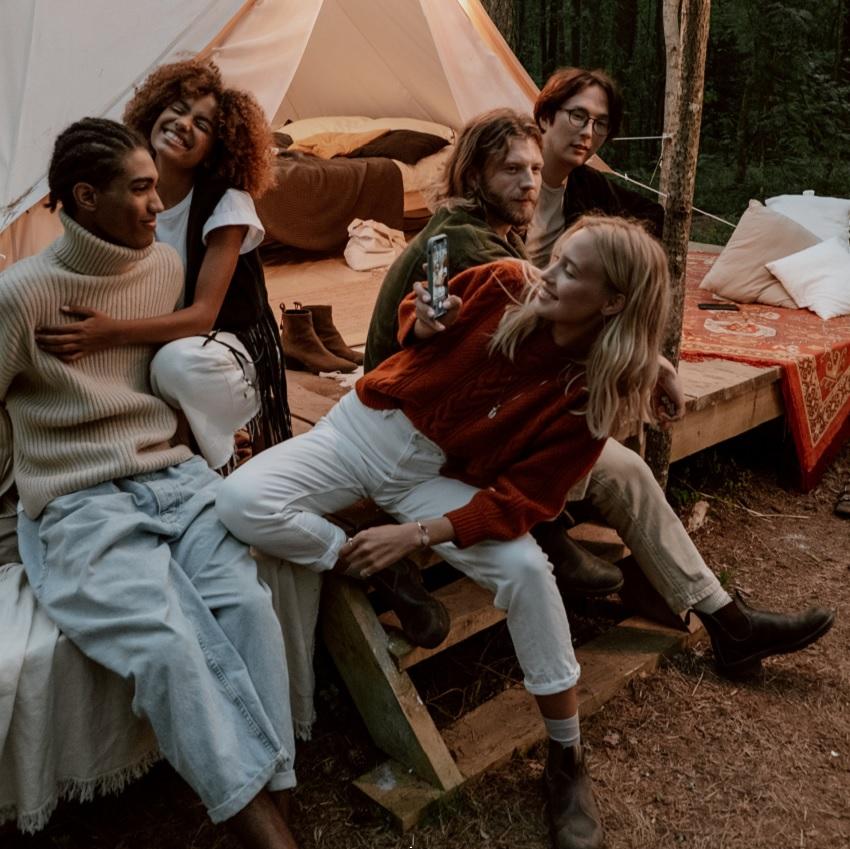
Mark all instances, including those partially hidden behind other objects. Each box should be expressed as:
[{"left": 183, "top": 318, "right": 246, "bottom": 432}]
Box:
[{"left": 36, "top": 59, "right": 291, "bottom": 470}]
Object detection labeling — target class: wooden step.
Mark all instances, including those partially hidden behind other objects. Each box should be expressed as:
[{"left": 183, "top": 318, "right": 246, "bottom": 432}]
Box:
[
  {"left": 379, "top": 577, "right": 503, "bottom": 670},
  {"left": 378, "top": 522, "right": 629, "bottom": 670},
  {"left": 355, "top": 614, "right": 704, "bottom": 830}
]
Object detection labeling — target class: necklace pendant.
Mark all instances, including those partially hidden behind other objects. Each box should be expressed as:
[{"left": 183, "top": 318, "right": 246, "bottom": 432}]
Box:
[{"left": 487, "top": 405, "right": 499, "bottom": 419}]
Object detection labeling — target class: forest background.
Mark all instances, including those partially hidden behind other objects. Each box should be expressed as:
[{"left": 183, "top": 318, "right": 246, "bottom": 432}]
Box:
[{"left": 481, "top": 0, "right": 850, "bottom": 243}]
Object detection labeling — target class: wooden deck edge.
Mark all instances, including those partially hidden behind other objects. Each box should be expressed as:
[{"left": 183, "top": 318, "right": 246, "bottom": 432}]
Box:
[{"left": 353, "top": 616, "right": 705, "bottom": 831}]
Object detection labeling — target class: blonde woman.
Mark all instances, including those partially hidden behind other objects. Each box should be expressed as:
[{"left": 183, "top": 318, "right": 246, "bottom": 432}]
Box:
[{"left": 217, "top": 215, "right": 661, "bottom": 847}]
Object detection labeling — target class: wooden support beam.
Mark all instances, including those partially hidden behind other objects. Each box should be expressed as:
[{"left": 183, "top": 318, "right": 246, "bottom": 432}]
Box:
[{"left": 321, "top": 577, "right": 464, "bottom": 791}]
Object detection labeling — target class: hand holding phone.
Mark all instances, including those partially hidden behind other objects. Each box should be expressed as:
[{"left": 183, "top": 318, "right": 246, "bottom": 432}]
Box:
[{"left": 426, "top": 234, "right": 450, "bottom": 319}]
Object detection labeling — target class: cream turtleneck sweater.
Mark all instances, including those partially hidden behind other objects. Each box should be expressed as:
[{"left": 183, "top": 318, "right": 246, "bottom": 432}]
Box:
[{"left": 0, "top": 212, "right": 193, "bottom": 518}]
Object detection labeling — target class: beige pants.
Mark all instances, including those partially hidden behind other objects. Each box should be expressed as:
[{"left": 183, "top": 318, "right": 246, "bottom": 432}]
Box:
[{"left": 583, "top": 439, "right": 728, "bottom": 614}]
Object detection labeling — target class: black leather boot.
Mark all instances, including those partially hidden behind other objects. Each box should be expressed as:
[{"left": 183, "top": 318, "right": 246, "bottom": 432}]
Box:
[
  {"left": 692, "top": 594, "right": 835, "bottom": 678},
  {"left": 544, "top": 741, "right": 604, "bottom": 849},
  {"left": 369, "top": 559, "right": 450, "bottom": 649},
  {"left": 532, "top": 520, "right": 624, "bottom": 597}
]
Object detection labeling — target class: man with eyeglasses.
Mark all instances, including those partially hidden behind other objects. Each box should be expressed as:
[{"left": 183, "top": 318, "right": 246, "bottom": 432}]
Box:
[
  {"left": 528, "top": 67, "right": 664, "bottom": 267},
  {"left": 529, "top": 72, "right": 834, "bottom": 849}
]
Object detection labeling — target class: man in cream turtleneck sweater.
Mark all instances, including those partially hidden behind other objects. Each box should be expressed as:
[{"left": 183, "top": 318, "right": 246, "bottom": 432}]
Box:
[{"left": 0, "top": 119, "right": 301, "bottom": 849}]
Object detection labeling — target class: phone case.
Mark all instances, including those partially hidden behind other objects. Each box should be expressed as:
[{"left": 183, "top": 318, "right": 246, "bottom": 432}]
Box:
[{"left": 426, "top": 234, "right": 449, "bottom": 318}]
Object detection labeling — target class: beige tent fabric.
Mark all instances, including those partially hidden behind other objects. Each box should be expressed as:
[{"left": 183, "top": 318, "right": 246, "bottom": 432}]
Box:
[{"left": 2, "top": 0, "right": 537, "bottom": 262}]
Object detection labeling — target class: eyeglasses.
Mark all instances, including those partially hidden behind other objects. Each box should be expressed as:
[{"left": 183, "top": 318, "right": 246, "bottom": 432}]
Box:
[{"left": 558, "top": 107, "right": 610, "bottom": 137}]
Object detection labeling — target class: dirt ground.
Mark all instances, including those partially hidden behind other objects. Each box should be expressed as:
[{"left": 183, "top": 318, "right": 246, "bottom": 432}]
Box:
[{"left": 5, "top": 422, "right": 849, "bottom": 849}]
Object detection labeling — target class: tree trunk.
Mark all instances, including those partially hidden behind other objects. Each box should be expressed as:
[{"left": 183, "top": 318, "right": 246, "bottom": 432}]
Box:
[
  {"left": 644, "top": 0, "right": 711, "bottom": 488},
  {"left": 840, "top": 0, "right": 850, "bottom": 83},
  {"left": 658, "top": 0, "right": 682, "bottom": 198},
  {"left": 571, "top": 0, "right": 582, "bottom": 66},
  {"left": 480, "top": 0, "right": 516, "bottom": 47}
]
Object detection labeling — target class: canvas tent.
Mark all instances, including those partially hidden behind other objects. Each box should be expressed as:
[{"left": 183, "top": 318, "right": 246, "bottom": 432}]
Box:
[{"left": 0, "top": 0, "right": 538, "bottom": 269}]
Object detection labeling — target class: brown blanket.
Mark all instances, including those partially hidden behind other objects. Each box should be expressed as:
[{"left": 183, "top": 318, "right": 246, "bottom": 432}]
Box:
[{"left": 256, "top": 152, "right": 404, "bottom": 253}]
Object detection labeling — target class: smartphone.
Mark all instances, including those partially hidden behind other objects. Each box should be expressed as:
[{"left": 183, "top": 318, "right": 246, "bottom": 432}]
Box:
[
  {"left": 698, "top": 302, "right": 740, "bottom": 311},
  {"left": 426, "top": 234, "right": 450, "bottom": 319}
]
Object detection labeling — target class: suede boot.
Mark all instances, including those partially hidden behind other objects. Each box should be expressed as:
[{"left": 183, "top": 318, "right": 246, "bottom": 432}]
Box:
[
  {"left": 544, "top": 742, "right": 604, "bottom": 849},
  {"left": 369, "top": 559, "right": 450, "bottom": 649},
  {"left": 692, "top": 594, "right": 835, "bottom": 678},
  {"left": 532, "top": 520, "right": 624, "bottom": 597},
  {"left": 279, "top": 305, "right": 357, "bottom": 373},
  {"left": 300, "top": 303, "right": 364, "bottom": 365}
]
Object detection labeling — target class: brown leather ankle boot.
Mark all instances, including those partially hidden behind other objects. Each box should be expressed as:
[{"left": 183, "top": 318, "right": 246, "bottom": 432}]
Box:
[
  {"left": 279, "top": 304, "right": 357, "bottom": 374},
  {"left": 369, "top": 559, "right": 450, "bottom": 649},
  {"left": 532, "top": 520, "right": 624, "bottom": 598},
  {"left": 544, "top": 741, "right": 604, "bottom": 849},
  {"left": 300, "top": 303, "right": 364, "bottom": 365},
  {"left": 692, "top": 593, "right": 835, "bottom": 679}
]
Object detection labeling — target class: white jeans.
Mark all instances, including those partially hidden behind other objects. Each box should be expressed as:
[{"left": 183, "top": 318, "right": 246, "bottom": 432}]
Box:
[
  {"left": 150, "top": 333, "right": 259, "bottom": 469},
  {"left": 218, "top": 392, "right": 580, "bottom": 696}
]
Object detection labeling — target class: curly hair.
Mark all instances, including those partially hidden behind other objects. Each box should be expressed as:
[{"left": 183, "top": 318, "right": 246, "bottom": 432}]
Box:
[
  {"left": 48, "top": 118, "right": 148, "bottom": 214},
  {"left": 123, "top": 59, "right": 274, "bottom": 196}
]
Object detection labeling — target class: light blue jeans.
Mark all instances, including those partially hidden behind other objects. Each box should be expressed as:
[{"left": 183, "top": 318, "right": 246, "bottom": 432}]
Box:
[{"left": 17, "top": 456, "right": 295, "bottom": 823}]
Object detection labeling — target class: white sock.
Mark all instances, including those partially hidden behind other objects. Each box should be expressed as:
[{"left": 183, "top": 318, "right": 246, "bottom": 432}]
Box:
[
  {"left": 543, "top": 713, "right": 581, "bottom": 748},
  {"left": 693, "top": 586, "right": 733, "bottom": 615}
]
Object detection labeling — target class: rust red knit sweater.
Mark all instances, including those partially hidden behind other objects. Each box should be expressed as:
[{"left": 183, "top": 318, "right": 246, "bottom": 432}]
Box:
[{"left": 356, "top": 260, "right": 605, "bottom": 548}]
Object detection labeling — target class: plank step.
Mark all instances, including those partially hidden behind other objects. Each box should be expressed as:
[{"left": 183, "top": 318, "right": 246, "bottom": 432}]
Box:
[
  {"left": 568, "top": 521, "right": 629, "bottom": 561},
  {"left": 378, "top": 522, "right": 629, "bottom": 670},
  {"left": 356, "top": 615, "right": 704, "bottom": 830},
  {"left": 379, "top": 577, "right": 503, "bottom": 670}
]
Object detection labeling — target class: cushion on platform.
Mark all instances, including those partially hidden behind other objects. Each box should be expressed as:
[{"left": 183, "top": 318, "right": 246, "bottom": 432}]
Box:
[
  {"left": 766, "top": 237, "right": 850, "bottom": 320},
  {"left": 699, "top": 200, "right": 819, "bottom": 308},
  {"left": 346, "top": 129, "right": 449, "bottom": 164},
  {"left": 766, "top": 192, "right": 850, "bottom": 246}
]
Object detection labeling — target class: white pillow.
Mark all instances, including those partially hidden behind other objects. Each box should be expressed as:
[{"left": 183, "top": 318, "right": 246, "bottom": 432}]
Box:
[
  {"left": 766, "top": 238, "right": 850, "bottom": 320},
  {"left": 698, "top": 200, "right": 816, "bottom": 307},
  {"left": 277, "top": 115, "right": 455, "bottom": 143},
  {"left": 766, "top": 192, "right": 850, "bottom": 246}
]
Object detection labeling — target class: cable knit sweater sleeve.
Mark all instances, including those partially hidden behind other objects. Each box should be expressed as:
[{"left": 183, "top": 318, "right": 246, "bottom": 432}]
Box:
[
  {"left": 444, "top": 416, "right": 605, "bottom": 548},
  {"left": 396, "top": 259, "right": 525, "bottom": 348}
]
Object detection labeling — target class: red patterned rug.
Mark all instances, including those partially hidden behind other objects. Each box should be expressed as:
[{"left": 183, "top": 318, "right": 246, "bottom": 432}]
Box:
[{"left": 681, "top": 251, "right": 850, "bottom": 489}]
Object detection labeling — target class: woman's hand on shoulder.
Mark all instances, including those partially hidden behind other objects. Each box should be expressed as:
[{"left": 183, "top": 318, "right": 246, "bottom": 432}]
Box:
[
  {"left": 35, "top": 306, "right": 120, "bottom": 362},
  {"left": 412, "top": 280, "right": 462, "bottom": 339}
]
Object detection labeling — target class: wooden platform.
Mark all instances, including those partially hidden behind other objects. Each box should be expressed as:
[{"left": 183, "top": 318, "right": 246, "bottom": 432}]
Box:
[
  {"left": 283, "top": 369, "right": 703, "bottom": 829},
  {"left": 267, "top": 246, "right": 781, "bottom": 829},
  {"left": 266, "top": 252, "right": 786, "bottom": 459}
]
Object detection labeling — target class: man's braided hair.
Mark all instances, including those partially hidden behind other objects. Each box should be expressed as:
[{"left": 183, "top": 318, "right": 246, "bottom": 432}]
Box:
[{"left": 48, "top": 118, "right": 148, "bottom": 215}]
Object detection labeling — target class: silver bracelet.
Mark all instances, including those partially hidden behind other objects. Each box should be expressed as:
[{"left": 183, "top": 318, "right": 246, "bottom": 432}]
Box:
[{"left": 415, "top": 521, "right": 430, "bottom": 548}]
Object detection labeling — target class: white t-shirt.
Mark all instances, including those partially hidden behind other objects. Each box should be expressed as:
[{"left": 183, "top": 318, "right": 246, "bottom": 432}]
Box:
[
  {"left": 155, "top": 187, "right": 265, "bottom": 270},
  {"left": 525, "top": 180, "right": 567, "bottom": 269}
]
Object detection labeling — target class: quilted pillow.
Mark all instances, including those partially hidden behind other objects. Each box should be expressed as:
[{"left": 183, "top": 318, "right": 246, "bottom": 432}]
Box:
[
  {"left": 766, "top": 192, "right": 850, "bottom": 246},
  {"left": 699, "top": 200, "right": 819, "bottom": 307},
  {"left": 766, "top": 238, "right": 850, "bottom": 320},
  {"left": 346, "top": 129, "right": 450, "bottom": 164}
]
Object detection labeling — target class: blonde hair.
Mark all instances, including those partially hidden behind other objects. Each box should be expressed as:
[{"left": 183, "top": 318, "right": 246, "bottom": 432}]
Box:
[{"left": 489, "top": 216, "right": 670, "bottom": 438}]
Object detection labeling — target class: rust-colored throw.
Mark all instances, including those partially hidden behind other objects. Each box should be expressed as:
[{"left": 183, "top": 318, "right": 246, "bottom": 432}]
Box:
[
  {"left": 356, "top": 260, "right": 605, "bottom": 548},
  {"left": 256, "top": 152, "right": 403, "bottom": 252},
  {"left": 682, "top": 251, "right": 850, "bottom": 488}
]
